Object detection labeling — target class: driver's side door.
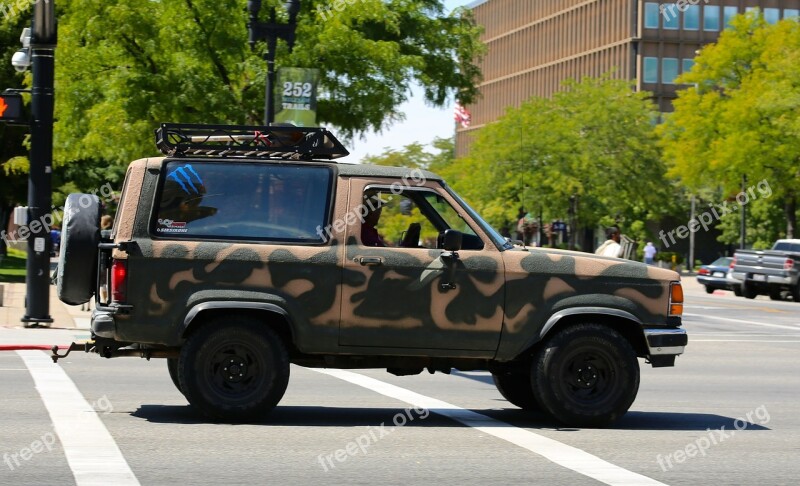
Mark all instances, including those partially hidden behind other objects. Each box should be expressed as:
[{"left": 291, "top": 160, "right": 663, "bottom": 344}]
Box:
[{"left": 339, "top": 177, "right": 504, "bottom": 354}]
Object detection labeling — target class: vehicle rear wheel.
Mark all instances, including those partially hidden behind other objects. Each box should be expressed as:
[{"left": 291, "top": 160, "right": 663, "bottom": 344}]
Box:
[
  {"left": 56, "top": 193, "right": 102, "bottom": 305},
  {"left": 179, "top": 317, "right": 289, "bottom": 422},
  {"left": 705, "top": 286, "right": 714, "bottom": 294},
  {"left": 733, "top": 285, "right": 743, "bottom": 297},
  {"left": 531, "top": 324, "right": 639, "bottom": 428},
  {"left": 743, "top": 283, "right": 758, "bottom": 299},
  {"left": 769, "top": 289, "right": 784, "bottom": 301},
  {"left": 792, "top": 285, "right": 800, "bottom": 303},
  {"left": 167, "top": 358, "right": 183, "bottom": 396},
  {"left": 492, "top": 371, "right": 540, "bottom": 411}
]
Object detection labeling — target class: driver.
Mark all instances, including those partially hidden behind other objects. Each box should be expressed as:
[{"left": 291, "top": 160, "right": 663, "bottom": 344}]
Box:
[{"left": 361, "top": 193, "right": 386, "bottom": 247}]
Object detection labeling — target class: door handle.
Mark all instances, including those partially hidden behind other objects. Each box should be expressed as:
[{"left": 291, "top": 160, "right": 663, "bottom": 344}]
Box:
[{"left": 357, "top": 256, "right": 383, "bottom": 266}]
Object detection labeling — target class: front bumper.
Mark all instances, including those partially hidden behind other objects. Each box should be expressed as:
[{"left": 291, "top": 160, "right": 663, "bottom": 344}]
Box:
[{"left": 644, "top": 328, "right": 687, "bottom": 356}]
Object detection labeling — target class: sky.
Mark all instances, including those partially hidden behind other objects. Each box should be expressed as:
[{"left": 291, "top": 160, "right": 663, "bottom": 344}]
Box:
[{"left": 344, "top": 0, "right": 477, "bottom": 163}]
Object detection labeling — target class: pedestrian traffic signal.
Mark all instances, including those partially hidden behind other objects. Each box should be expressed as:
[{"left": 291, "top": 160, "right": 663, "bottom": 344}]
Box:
[{"left": 0, "top": 93, "right": 23, "bottom": 121}]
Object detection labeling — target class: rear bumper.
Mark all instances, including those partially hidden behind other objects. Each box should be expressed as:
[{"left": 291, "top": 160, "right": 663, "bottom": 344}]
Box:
[{"left": 91, "top": 310, "right": 116, "bottom": 339}]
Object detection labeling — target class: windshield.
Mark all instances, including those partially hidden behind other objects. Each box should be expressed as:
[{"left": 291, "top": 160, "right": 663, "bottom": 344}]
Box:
[{"left": 443, "top": 183, "right": 512, "bottom": 250}]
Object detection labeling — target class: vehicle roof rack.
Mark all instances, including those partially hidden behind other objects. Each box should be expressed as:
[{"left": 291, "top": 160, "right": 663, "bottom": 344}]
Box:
[{"left": 155, "top": 123, "right": 349, "bottom": 160}]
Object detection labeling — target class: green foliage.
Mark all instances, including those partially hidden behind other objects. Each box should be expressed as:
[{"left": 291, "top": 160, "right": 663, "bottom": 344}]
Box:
[
  {"left": 659, "top": 13, "right": 800, "bottom": 241},
  {"left": 49, "top": 0, "right": 483, "bottom": 166},
  {"left": 448, "top": 75, "right": 676, "bottom": 241},
  {"left": 361, "top": 136, "right": 454, "bottom": 169}
]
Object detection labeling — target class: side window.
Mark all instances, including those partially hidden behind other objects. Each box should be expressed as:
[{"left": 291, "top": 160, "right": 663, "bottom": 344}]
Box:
[
  {"left": 153, "top": 161, "right": 332, "bottom": 243},
  {"left": 359, "top": 187, "right": 482, "bottom": 250}
]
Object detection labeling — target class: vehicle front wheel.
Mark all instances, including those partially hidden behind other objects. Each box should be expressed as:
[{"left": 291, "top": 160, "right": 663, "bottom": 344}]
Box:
[
  {"left": 492, "top": 371, "right": 540, "bottom": 411},
  {"left": 531, "top": 324, "right": 639, "bottom": 428},
  {"left": 733, "top": 285, "right": 743, "bottom": 297},
  {"left": 179, "top": 317, "right": 290, "bottom": 422},
  {"left": 705, "top": 286, "right": 714, "bottom": 294},
  {"left": 743, "top": 283, "right": 758, "bottom": 299}
]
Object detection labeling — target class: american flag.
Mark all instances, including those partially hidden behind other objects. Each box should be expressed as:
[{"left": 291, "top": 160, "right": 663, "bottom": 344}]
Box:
[{"left": 454, "top": 102, "right": 472, "bottom": 128}]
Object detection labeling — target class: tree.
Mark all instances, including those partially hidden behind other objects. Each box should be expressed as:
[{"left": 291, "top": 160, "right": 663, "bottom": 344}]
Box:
[
  {"left": 659, "top": 13, "right": 800, "bottom": 242},
  {"left": 449, "top": 76, "right": 675, "bottom": 249},
  {"left": 51, "top": 0, "right": 483, "bottom": 165},
  {"left": 361, "top": 136, "right": 454, "bottom": 170}
]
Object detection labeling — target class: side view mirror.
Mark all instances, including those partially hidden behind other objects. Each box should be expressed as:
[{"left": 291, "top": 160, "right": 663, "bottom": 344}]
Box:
[{"left": 442, "top": 229, "right": 463, "bottom": 252}]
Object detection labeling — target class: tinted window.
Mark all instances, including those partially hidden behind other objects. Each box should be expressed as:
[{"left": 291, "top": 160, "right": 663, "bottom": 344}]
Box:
[
  {"left": 662, "top": 58, "right": 679, "bottom": 84},
  {"left": 643, "top": 57, "right": 659, "bottom": 83},
  {"left": 644, "top": 2, "right": 660, "bottom": 28},
  {"left": 684, "top": 5, "right": 700, "bottom": 29},
  {"left": 724, "top": 6, "right": 738, "bottom": 27},
  {"left": 704, "top": 5, "right": 720, "bottom": 31},
  {"left": 154, "top": 161, "right": 332, "bottom": 242}
]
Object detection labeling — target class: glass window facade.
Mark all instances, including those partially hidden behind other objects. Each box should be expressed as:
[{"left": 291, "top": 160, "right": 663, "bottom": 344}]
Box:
[
  {"left": 662, "top": 58, "right": 679, "bottom": 84},
  {"left": 664, "top": 7, "right": 679, "bottom": 29},
  {"left": 764, "top": 8, "right": 780, "bottom": 24},
  {"left": 724, "top": 6, "right": 738, "bottom": 27},
  {"left": 644, "top": 57, "right": 658, "bottom": 83},
  {"left": 683, "top": 58, "right": 695, "bottom": 74},
  {"left": 704, "top": 5, "right": 720, "bottom": 31},
  {"left": 684, "top": 5, "right": 700, "bottom": 30},
  {"left": 786, "top": 9, "right": 800, "bottom": 19},
  {"left": 644, "top": 2, "right": 660, "bottom": 28}
]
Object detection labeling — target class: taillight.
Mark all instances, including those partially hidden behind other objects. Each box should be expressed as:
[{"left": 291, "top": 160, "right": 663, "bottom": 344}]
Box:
[
  {"left": 730, "top": 257, "right": 736, "bottom": 269},
  {"left": 669, "top": 282, "right": 684, "bottom": 317},
  {"left": 784, "top": 258, "right": 794, "bottom": 271},
  {"left": 111, "top": 259, "right": 128, "bottom": 303},
  {"left": 698, "top": 268, "right": 709, "bottom": 275}
]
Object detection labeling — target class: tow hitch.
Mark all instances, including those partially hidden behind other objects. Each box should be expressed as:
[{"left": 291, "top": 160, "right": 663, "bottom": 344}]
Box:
[{"left": 51, "top": 341, "right": 95, "bottom": 363}]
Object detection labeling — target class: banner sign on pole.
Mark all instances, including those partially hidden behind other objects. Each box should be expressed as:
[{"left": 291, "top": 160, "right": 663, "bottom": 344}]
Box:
[{"left": 275, "top": 68, "right": 319, "bottom": 127}]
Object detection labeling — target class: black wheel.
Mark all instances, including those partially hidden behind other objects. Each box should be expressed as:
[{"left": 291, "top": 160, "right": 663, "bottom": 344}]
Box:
[
  {"left": 178, "top": 317, "right": 289, "bottom": 422},
  {"left": 531, "top": 324, "right": 639, "bottom": 428},
  {"left": 733, "top": 285, "right": 743, "bottom": 297},
  {"left": 769, "top": 289, "right": 784, "bottom": 301},
  {"left": 705, "top": 286, "right": 714, "bottom": 294},
  {"left": 167, "top": 358, "right": 184, "bottom": 396},
  {"left": 492, "top": 371, "right": 540, "bottom": 411},
  {"left": 792, "top": 286, "right": 800, "bottom": 303},
  {"left": 56, "top": 193, "right": 101, "bottom": 305},
  {"left": 743, "top": 283, "right": 758, "bottom": 299}
]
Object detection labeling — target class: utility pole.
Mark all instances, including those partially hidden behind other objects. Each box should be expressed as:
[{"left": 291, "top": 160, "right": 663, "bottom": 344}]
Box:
[
  {"left": 21, "top": 0, "right": 56, "bottom": 326},
  {"left": 740, "top": 174, "right": 747, "bottom": 249},
  {"left": 689, "top": 195, "right": 695, "bottom": 272}
]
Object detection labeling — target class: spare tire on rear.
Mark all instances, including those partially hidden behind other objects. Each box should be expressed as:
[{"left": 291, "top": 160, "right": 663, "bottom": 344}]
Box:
[{"left": 57, "top": 193, "right": 101, "bottom": 305}]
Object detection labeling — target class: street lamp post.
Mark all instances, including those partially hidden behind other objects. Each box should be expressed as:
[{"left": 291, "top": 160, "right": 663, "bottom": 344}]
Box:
[
  {"left": 21, "top": 0, "right": 57, "bottom": 326},
  {"left": 247, "top": 0, "right": 300, "bottom": 125}
]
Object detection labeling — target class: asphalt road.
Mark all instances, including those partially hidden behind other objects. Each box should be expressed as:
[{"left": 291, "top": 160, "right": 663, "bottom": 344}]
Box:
[{"left": 1, "top": 283, "right": 799, "bottom": 486}]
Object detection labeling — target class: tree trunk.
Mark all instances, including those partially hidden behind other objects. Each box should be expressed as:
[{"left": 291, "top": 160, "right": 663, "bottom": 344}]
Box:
[{"left": 785, "top": 194, "right": 797, "bottom": 239}]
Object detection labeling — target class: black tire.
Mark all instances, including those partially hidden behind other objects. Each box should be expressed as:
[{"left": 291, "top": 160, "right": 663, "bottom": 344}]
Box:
[
  {"left": 733, "top": 285, "right": 743, "bottom": 297},
  {"left": 705, "top": 286, "right": 714, "bottom": 294},
  {"left": 531, "top": 324, "right": 639, "bottom": 428},
  {"left": 492, "top": 371, "right": 540, "bottom": 411},
  {"left": 56, "top": 193, "right": 101, "bottom": 305},
  {"left": 178, "top": 317, "right": 289, "bottom": 422},
  {"left": 792, "top": 286, "right": 800, "bottom": 303},
  {"left": 769, "top": 289, "right": 784, "bottom": 301},
  {"left": 167, "top": 358, "right": 184, "bottom": 396},
  {"left": 743, "top": 283, "right": 758, "bottom": 300}
]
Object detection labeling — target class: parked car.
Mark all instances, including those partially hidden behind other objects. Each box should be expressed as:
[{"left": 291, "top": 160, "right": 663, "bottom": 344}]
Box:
[
  {"left": 696, "top": 257, "right": 737, "bottom": 294},
  {"left": 731, "top": 240, "right": 800, "bottom": 301}
]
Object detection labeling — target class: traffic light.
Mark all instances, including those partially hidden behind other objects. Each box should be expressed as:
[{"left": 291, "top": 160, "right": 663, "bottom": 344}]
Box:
[{"left": 0, "top": 93, "right": 23, "bottom": 121}]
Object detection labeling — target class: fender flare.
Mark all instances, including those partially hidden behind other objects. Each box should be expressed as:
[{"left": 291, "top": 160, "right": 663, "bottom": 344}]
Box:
[
  {"left": 539, "top": 307, "right": 643, "bottom": 339},
  {"left": 181, "top": 301, "right": 294, "bottom": 337}
]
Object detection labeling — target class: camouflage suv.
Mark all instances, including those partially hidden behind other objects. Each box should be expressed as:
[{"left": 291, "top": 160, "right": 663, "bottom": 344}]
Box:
[{"left": 56, "top": 123, "right": 687, "bottom": 427}]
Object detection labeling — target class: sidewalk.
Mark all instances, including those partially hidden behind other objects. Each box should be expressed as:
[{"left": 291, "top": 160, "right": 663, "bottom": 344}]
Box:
[{"left": 0, "top": 282, "right": 91, "bottom": 330}]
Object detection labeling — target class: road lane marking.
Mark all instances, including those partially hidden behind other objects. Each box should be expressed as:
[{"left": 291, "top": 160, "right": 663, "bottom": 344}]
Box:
[
  {"left": 684, "top": 313, "right": 800, "bottom": 331},
  {"left": 315, "top": 368, "right": 667, "bottom": 486},
  {"left": 690, "top": 340, "right": 800, "bottom": 343},
  {"left": 17, "top": 351, "right": 140, "bottom": 486}
]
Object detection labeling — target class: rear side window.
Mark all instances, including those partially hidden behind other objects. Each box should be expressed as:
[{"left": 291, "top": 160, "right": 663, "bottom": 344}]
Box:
[{"left": 153, "top": 161, "right": 333, "bottom": 243}]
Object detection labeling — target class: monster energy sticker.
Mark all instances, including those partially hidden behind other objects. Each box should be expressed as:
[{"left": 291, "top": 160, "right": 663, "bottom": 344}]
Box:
[{"left": 275, "top": 68, "right": 319, "bottom": 127}]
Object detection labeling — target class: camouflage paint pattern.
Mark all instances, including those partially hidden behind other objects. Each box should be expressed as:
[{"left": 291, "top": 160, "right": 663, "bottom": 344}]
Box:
[{"left": 104, "top": 157, "right": 681, "bottom": 363}]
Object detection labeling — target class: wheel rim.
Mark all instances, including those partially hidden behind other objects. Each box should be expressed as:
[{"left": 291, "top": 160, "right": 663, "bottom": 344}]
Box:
[
  {"left": 559, "top": 348, "right": 618, "bottom": 407},
  {"left": 203, "top": 341, "right": 267, "bottom": 401}
]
